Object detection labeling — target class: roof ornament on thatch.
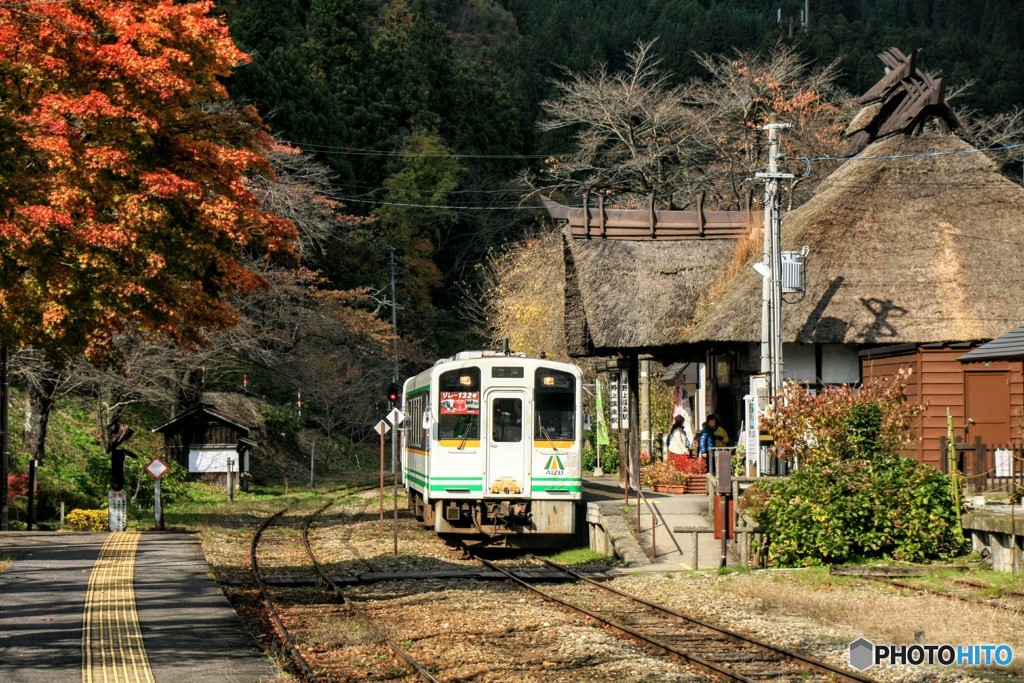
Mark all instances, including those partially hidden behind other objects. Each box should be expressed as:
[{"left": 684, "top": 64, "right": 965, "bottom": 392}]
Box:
[{"left": 843, "top": 48, "right": 960, "bottom": 157}]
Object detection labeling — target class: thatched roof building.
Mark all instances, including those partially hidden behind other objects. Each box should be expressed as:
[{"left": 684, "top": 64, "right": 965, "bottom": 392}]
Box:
[
  {"left": 687, "top": 132, "right": 1024, "bottom": 346},
  {"left": 562, "top": 227, "right": 738, "bottom": 356}
]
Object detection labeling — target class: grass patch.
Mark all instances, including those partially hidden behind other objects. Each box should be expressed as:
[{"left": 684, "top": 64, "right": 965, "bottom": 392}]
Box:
[
  {"left": 0, "top": 551, "right": 18, "bottom": 573},
  {"left": 719, "top": 567, "right": 1024, "bottom": 673},
  {"left": 548, "top": 547, "right": 609, "bottom": 565}
]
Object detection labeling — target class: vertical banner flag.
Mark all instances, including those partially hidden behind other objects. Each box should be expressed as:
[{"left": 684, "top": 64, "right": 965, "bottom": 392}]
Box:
[{"left": 596, "top": 380, "right": 610, "bottom": 446}]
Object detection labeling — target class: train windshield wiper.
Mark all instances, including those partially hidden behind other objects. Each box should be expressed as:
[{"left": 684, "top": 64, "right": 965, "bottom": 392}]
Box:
[
  {"left": 457, "top": 416, "right": 475, "bottom": 450},
  {"left": 538, "top": 421, "right": 558, "bottom": 451}
]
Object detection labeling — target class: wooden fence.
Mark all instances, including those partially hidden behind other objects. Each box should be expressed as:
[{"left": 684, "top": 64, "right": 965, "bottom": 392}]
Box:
[{"left": 938, "top": 437, "right": 1024, "bottom": 495}]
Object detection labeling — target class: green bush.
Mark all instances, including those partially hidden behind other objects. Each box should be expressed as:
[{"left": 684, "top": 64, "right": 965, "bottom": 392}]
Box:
[
  {"left": 581, "top": 432, "right": 619, "bottom": 474},
  {"left": 742, "top": 376, "right": 966, "bottom": 566},
  {"left": 65, "top": 509, "right": 110, "bottom": 531}
]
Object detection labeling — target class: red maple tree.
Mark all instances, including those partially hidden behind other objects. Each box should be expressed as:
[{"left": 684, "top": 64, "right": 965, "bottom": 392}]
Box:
[{"left": 0, "top": 0, "right": 296, "bottom": 360}]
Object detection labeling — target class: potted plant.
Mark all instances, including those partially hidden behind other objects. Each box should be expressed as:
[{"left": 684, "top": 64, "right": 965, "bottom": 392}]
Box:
[{"left": 643, "top": 457, "right": 708, "bottom": 494}]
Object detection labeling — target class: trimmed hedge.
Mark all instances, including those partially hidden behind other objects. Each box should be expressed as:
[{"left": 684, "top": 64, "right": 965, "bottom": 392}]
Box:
[{"left": 65, "top": 509, "right": 110, "bottom": 532}]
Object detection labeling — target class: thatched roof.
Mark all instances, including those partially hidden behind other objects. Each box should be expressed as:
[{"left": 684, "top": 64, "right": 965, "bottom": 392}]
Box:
[
  {"left": 563, "top": 227, "right": 737, "bottom": 356},
  {"left": 687, "top": 132, "right": 1024, "bottom": 345}
]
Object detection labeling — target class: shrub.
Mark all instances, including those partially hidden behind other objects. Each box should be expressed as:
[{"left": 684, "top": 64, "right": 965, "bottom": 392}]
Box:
[
  {"left": 582, "top": 434, "right": 619, "bottom": 474},
  {"left": 742, "top": 375, "right": 966, "bottom": 566},
  {"left": 65, "top": 509, "right": 110, "bottom": 532},
  {"left": 666, "top": 454, "right": 707, "bottom": 475},
  {"left": 643, "top": 461, "right": 689, "bottom": 486},
  {"left": 764, "top": 371, "right": 920, "bottom": 465}
]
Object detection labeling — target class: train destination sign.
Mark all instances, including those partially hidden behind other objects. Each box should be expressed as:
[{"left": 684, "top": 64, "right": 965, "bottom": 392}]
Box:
[{"left": 439, "top": 391, "right": 480, "bottom": 415}]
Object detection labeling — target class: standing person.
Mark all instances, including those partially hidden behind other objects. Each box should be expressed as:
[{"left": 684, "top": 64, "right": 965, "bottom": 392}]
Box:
[
  {"left": 698, "top": 414, "right": 728, "bottom": 471},
  {"left": 666, "top": 415, "right": 689, "bottom": 458}
]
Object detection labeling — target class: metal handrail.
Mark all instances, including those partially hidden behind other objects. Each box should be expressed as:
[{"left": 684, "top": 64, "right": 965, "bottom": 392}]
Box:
[{"left": 624, "top": 455, "right": 660, "bottom": 559}]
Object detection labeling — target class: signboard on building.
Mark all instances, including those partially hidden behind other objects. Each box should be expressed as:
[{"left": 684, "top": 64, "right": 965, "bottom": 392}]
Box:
[
  {"left": 609, "top": 376, "right": 620, "bottom": 430},
  {"left": 619, "top": 369, "right": 629, "bottom": 427},
  {"left": 188, "top": 448, "right": 237, "bottom": 473}
]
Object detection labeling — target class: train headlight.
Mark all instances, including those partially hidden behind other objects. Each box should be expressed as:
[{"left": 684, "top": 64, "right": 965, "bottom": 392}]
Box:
[
  {"left": 542, "top": 376, "right": 555, "bottom": 386},
  {"left": 459, "top": 375, "right": 473, "bottom": 386}
]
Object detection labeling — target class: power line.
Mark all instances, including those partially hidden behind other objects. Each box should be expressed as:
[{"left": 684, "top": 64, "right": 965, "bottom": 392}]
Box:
[
  {"left": 330, "top": 195, "right": 538, "bottom": 211},
  {"left": 790, "top": 141, "right": 1024, "bottom": 165},
  {"left": 294, "top": 142, "right": 551, "bottom": 160}
]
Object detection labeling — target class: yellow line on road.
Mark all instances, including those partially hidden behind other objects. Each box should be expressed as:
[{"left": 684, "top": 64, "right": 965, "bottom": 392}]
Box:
[{"left": 81, "top": 532, "right": 154, "bottom": 683}]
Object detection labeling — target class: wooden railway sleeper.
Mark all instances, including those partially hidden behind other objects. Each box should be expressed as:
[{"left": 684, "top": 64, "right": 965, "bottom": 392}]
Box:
[{"left": 535, "top": 557, "right": 878, "bottom": 683}]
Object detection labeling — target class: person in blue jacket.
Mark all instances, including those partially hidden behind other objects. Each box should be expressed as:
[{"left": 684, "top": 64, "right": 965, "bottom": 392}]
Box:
[{"left": 697, "top": 414, "right": 728, "bottom": 467}]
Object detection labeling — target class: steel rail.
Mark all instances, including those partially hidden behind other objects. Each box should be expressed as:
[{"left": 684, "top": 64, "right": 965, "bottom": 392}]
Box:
[
  {"left": 302, "top": 501, "right": 440, "bottom": 683},
  {"left": 535, "top": 557, "right": 878, "bottom": 683},
  {"left": 475, "top": 556, "right": 760, "bottom": 683},
  {"left": 880, "top": 577, "right": 1024, "bottom": 614},
  {"left": 249, "top": 508, "right": 318, "bottom": 682}
]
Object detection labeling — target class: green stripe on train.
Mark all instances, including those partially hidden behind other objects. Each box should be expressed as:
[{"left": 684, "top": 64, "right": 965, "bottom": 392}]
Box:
[
  {"left": 429, "top": 485, "right": 483, "bottom": 492},
  {"left": 534, "top": 485, "right": 582, "bottom": 492},
  {"left": 407, "top": 385, "right": 429, "bottom": 397},
  {"left": 405, "top": 471, "right": 428, "bottom": 486}
]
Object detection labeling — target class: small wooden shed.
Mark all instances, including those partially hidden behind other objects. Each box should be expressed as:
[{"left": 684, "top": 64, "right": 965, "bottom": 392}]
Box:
[
  {"left": 862, "top": 344, "right": 1024, "bottom": 467},
  {"left": 153, "top": 403, "right": 256, "bottom": 488}
]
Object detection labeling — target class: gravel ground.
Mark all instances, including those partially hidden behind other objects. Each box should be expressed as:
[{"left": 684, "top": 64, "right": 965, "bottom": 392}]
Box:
[{"left": 217, "top": 488, "right": 1023, "bottom": 682}]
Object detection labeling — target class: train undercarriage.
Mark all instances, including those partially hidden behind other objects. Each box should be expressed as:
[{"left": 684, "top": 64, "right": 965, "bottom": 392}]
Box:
[{"left": 407, "top": 490, "right": 576, "bottom": 547}]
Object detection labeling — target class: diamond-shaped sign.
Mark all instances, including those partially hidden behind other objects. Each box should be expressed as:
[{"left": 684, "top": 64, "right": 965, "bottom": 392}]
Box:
[
  {"left": 373, "top": 420, "right": 391, "bottom": 436},
  {"left": 145, "top": 457, "right": 169, "bottom": 480},
  {"left": 387, "top": 408, "right": 404, "bottom": 426}
]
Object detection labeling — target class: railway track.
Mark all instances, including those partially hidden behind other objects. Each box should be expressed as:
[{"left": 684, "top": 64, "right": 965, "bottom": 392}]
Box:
[
  {"left": 248, "top": 486, "right": 439, "bottom": 682},
  {"left": 474, "top": 553, "right": 879, "bottom": 683},
  {"left": 877, "top": 576, "right": 1024, "bottom": 613}
]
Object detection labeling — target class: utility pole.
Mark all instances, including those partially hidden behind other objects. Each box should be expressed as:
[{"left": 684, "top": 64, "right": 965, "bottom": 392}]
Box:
[
  {"left": 639, "top": 357, "right": 651, "bottom": 458},
  {"left": 757, "top": 117, "right": 792, "bottom": 402},
  {"left": 389, "top": 247, "right": 399, "bottom": 385},
  {"left": 1, "top": 345, "right": 8, "bottom": 531},
  {"left": 389, "top": 247, "right": 399, "bottom": 474}
]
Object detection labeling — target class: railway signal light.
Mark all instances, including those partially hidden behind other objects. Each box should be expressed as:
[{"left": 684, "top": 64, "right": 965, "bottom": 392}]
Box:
[{"left": 386, "top": 382, "right": 400, "bottom": 406}]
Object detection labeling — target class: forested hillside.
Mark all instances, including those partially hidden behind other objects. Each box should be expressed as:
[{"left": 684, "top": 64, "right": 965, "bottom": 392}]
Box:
[
  {"left": 5, "top": 0, "right": 1024, "bottom": 525},
  {"left": 223, "top": 0, "right": 1024, "bottom": 359}
]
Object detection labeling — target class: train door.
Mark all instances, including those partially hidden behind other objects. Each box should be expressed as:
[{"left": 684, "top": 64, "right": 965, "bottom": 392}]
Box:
[{"left": 484, "top": 389, "right": 530, "bottom": 497}]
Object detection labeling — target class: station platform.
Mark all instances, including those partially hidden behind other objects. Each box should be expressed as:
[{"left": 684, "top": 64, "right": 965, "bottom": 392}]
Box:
[
  {"left": 582, "top": 475, "right": 734, "bottom": 571},
  {"left": 0, "top": 531, "right": 276, "bottom": 683}
]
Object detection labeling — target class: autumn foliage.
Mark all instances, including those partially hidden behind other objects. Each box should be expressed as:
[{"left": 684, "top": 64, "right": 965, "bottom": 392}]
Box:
[
  {"left": 0, "top": 0, "right": 296, "bottom": 360},
  {"left": 742, "top": 374, "right": 965, "bottom": 566}
]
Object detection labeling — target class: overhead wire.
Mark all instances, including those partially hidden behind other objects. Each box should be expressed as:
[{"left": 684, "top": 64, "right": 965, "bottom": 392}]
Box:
[{"left": 291, "top": 139, "right": 1024, "bottom": 212}]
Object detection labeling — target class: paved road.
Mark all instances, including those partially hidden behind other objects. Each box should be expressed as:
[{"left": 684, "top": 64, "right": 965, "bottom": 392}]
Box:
[{"left": 0, "top": 531, "right": 277, "bottom": 683}]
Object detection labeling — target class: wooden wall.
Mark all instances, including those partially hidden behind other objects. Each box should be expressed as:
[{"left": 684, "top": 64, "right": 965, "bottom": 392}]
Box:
[
  {"left": 861, "top": 350, "right": 923, "bottom": 462},
  {"left": 862, "top": 347, "right": 1024, "bottom": 467}
]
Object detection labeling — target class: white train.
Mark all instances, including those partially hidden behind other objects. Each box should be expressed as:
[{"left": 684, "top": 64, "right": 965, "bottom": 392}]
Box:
[{"left": 401, "top": 350, "right": 583, "bottom": 546}]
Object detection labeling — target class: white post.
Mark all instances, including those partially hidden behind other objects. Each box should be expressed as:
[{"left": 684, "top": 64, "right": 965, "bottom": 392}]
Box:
[
  {"left": 309, "top": 437, "right": 317, "bottom": 488},
  {"left": 154, "top": 477, "right": 163, "bottom": 530},
  {"left": 697, "top": 362, "right": 707, "bottom": 426},
  {"left": 226, "top": 457, "right": 234, "bottom": 502},
  {"left": 639, "top": 358, "right": 651, "bottom": 457}
]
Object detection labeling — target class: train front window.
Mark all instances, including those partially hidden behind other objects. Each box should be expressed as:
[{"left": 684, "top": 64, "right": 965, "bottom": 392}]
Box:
[
  {"left": 492, "top": 398, "right": 522, "bottom": 442},
  {"left": 535, "top": 369, "right": 576, "bottom": 441},
  {"left": 437, "top": 367, "right": 481, "bottom": 441}
]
